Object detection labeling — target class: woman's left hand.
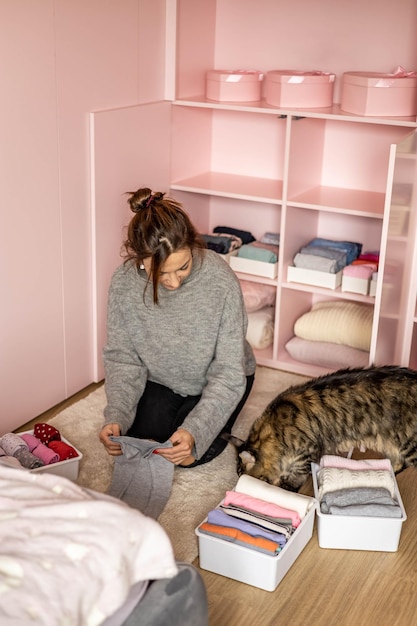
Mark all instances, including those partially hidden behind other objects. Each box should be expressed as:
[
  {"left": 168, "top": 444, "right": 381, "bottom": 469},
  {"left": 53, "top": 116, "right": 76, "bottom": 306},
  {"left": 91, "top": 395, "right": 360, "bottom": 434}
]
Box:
[{"left": 155, "top": 428, "right": 195, "bottom": 465}]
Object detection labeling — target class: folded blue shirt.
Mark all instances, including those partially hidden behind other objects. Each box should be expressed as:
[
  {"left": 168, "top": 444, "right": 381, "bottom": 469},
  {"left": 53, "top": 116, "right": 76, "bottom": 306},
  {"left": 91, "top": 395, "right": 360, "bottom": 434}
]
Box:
[{"left": 307, "top": 238, "right": 362, "bottom": 265}]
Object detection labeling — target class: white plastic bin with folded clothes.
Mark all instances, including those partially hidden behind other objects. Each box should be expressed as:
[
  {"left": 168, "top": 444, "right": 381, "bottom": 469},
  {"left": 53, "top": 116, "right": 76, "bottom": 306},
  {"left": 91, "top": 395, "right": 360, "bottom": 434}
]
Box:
[
  {"left": 312, "top": 456, "right": 407, "bottom": 552},
  {"left": 195, "top": 474, "right": 316, "bottom": 591}
]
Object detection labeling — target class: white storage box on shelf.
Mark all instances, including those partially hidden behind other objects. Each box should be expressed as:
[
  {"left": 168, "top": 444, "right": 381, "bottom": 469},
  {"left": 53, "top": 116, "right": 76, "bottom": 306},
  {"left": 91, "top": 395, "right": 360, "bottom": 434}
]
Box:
[
  {"left": 287, "top": 265, "right": 342, "bottom": 289},
  {"left": 265, "top": 70, "right": 335, "bottom": 108},
  {"left": 20, "top": 430, "right": 83, "bottom": 481},
  {"left": 369, "top": 273, "right": 378, "bottom": 297},
  {"left": 341, "top": 71, "right": 417, "bottom": 117},
  {"left": 216, "top": 250, "right": 238, "bottom": 265},
  {"left": 195, "top": 497, "right": 316, "bottom": 592},
  {"left": 230, "top": 255, "right": 278, "bottom": 279},
  {"left": 205, "top": 69, "right": 263, "bottom": 103},
  {"left": 341, "top": 275, "right": 370, "bottom": 296},
  {"left": 312, "top": 463, "right": 407, "bottom": 552}
]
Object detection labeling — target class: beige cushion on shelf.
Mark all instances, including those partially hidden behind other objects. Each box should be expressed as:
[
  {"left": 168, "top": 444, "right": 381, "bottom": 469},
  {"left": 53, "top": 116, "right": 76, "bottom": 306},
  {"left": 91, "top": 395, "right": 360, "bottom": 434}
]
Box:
[
  {"left": 246, "top": 306, "right": 275, "bottom": 350},
  {"left": 294, "top": 300, "right": 373, "bottom": 351}
]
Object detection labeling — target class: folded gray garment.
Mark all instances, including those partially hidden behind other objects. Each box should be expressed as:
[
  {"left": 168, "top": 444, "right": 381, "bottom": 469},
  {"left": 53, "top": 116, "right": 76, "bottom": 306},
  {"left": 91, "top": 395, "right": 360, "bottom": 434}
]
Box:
[
  {"left": 13, "top": 448, "right": 45, "bottom": 469},
  {"left": 328, "top": 504, "right": 403, "bottom": 518},
  {"left": 320, "top": 486, "right": 397, "bottom": 514},
  {"left": 293, "top": 252, "right": 340, "bottom": 273},
  {"left": 300, "top": 245, "right": 347, "bottom": 271},
  {"left": 108, "top": 436, "right": 174, "bottom": 519}
]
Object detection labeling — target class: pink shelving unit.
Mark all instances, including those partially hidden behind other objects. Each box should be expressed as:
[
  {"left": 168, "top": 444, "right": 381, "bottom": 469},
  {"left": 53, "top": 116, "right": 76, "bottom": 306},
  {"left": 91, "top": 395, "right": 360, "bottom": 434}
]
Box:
[{"left": 167, "top": 0, "right": 417, "bottom": 375}]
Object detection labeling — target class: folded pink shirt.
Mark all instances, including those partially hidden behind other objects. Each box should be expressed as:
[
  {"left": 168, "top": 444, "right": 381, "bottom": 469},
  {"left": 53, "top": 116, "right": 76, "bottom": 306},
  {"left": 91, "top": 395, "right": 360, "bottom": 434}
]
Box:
[
  {"left": 319, "top": 455, "right": 392, "bottom": 471},
  {"left": 342, "top": 263, "right": 377, "bottom": 278},
  {"left": 20, "top": 433, "right": 60, "bottom": 465},
  {"left": 223, "top": 491, "right": 301, "bottom": 527}
]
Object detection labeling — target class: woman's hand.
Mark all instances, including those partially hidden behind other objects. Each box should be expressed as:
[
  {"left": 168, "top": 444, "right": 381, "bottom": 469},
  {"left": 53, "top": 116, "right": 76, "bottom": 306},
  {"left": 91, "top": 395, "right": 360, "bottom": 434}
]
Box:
[
  {"left": 99, "top": 423, "right": 123, "bottom": 456},
  {"left": 155, "top": 428, "right": 195, "bottom": 466}
]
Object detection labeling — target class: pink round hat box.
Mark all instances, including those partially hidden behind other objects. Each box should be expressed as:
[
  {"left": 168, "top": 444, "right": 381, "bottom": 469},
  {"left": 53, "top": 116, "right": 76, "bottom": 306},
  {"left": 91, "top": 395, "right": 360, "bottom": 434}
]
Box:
[
  {"left": 341, "top": 71, "right": 417, "bottom": 116},
  {"left": 206, "top": 70, "right": 264, "bottom": 102},
  {"left": 265, "top": 70, "right": 335, "bottom": 108}
]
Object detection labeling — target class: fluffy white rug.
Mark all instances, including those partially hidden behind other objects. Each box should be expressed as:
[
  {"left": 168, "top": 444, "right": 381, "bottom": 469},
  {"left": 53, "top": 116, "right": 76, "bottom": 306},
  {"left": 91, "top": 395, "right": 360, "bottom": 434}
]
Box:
[{"left": 47, "top": 366, "right": 307, "bottom": 563}]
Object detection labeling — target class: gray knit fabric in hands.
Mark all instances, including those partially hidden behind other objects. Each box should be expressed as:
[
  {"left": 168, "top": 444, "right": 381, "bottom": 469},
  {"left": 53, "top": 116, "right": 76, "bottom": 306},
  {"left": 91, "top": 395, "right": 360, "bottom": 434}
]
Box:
[
  {"left": 108, "top": 436, "right": 174, "bottom": 519},
  {"left": 103, "top": 250, "right": 256, "bottom": 460}
]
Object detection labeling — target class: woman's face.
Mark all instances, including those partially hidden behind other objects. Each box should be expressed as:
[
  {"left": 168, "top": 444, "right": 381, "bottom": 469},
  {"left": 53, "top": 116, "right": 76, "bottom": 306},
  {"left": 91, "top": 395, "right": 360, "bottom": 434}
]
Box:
[{"left": 143, "top": 247, "right": 193, "bottom": 291}]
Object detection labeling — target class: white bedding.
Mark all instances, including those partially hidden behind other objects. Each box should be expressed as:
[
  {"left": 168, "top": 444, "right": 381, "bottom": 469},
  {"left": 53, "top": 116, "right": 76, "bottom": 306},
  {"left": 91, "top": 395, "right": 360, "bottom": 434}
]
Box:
[{"left": 0, "top": 464, "right": 178, "bottom": 626}]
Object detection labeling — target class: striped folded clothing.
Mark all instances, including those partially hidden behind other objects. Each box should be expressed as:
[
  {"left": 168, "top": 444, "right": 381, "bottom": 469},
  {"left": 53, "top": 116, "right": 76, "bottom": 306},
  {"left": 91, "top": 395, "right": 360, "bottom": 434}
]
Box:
[
  {"left": 207, "top": 508, "right": 287, "bottom": 546},
  {"left": 219, "top": 503, "right": 293, "bottom": 538}
]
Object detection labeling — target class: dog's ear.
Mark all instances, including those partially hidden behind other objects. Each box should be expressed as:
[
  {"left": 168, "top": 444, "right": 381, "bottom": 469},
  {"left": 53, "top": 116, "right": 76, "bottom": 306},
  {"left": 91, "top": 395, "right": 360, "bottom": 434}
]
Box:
[
  {"left": 239, "top": 450, "right": 256, "bottom": 471},
  {"left": 221, "top": 433, "right": 246, "bottom": 449}
]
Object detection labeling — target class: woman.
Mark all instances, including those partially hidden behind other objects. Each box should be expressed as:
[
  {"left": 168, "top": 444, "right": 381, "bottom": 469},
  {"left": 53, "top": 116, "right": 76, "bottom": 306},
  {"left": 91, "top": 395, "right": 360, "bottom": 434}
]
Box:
[{"left": 99, "top": 187, "right": 256, "bottom": 468}]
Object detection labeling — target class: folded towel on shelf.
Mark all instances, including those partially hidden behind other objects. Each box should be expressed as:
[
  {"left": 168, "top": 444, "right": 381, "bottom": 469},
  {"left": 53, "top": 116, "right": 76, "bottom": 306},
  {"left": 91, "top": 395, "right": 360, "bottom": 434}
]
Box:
[
  {"left": 246, "top": 307, "right": 274, "bottom": 350},
  {"left": 238, "top": 243, "right": 278, "bottom": 263},
  {"left": 293, "top": 252, "right": 341, "bottom": 273},
  {"left": 299, "top": 245, "right": 347, "bottom": 271},
  {"left": 342, "top": 263, "right": 377, "bottom": 278}
]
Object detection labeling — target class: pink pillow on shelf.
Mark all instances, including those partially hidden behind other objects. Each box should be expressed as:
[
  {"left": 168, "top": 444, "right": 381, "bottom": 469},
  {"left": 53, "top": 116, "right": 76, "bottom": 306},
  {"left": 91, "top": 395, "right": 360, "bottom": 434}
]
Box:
[
  {"left": 285, "top": 336, "right": 369, "bottom": 369},
  {"left": 240, "top": 280, "right": 276, "bottom": 313}
]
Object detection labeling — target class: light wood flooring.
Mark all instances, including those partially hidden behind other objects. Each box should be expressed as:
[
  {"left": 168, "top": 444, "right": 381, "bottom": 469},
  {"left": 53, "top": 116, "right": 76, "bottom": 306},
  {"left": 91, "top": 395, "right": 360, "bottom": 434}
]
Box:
[{"left": 24, "top": 385, "right": 417, "bottom": 626}]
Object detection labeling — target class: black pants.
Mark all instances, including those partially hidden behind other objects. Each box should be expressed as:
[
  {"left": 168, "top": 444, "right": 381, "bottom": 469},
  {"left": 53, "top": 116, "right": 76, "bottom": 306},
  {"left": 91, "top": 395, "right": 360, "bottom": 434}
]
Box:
[{"left": 126, "top": 374, "right": 254, "bottom": 466}]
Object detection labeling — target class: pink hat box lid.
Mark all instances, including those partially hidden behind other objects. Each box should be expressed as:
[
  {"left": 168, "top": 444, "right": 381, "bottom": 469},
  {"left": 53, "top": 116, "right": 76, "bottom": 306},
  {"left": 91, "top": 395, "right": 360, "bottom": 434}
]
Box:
[
  {"left": 343, "top": 71, "right": 417, "bottom": 89},
  {"left": 266, "top": 70, "right": 335, "bottom": 84},
  {"left": 206, "top": 69, "right": 264, "bottom": 83}
]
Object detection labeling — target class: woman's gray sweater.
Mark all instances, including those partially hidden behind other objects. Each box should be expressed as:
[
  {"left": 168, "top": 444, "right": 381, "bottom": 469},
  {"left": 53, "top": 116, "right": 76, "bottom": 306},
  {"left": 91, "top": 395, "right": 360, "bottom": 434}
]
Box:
[{"left": 103, "top": 250, "right": 256, "bottom": 459}]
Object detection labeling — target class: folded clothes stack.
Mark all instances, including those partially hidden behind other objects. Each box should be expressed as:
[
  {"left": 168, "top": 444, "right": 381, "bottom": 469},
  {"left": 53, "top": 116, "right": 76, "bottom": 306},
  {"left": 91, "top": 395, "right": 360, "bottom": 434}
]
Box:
[
  {"left": 198, "top": 474, "right": 314, "bottom": 556},
  {"left": 293, "top": 237, "right": 362, "bottom": 273},
  {"left": 316, "top": 455, "right": 403, "bottom": 518},
  {"left": 0, "top": 424, "right": 78, "bottom": 470},
  {"left": 342, "top": 250, "right": 379, "bottom": 278},
  {"left": 201, "top": 226, "right": 280, "bottom": 265}
]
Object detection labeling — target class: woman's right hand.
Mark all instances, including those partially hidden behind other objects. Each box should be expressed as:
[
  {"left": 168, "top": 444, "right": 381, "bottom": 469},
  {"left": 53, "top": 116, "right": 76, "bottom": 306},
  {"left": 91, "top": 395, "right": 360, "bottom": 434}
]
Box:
[{"left": 99, "top": 423, "right": 123, "bottom": 456}]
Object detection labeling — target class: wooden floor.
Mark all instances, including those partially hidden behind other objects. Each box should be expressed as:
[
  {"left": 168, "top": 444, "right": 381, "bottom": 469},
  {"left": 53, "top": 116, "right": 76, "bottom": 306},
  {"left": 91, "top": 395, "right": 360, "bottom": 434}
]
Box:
[
  {"left": 197, "top": 468, "right": 417, "bottom": 626},
  {"left": 26, "top": 386, "right": 417, "bottom": 626}
]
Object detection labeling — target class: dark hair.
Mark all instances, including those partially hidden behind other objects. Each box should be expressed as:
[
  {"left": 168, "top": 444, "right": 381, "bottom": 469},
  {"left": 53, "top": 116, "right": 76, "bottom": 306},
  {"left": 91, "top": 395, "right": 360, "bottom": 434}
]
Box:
[{"left": 123, "top": 187, "right": 206, "bottom": 304}]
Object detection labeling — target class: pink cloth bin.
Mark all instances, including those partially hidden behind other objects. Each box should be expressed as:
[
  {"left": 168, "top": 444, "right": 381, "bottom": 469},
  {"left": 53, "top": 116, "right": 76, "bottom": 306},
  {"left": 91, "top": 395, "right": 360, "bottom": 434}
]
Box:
[
  {"left": 205, "top": 70, "right": 263, "bottom": 102},
  {"left": 341, "top": 71, "right": 417, "bottom": 116},
  {"left": 265, "top": 70, "right": 335, "bottom": 108}
]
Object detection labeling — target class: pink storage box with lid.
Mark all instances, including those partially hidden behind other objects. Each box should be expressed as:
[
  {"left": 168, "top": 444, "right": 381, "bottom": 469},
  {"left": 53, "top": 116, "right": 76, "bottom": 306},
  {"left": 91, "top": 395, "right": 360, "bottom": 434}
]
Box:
[
  {"left": 341, "top": 71, "right": 417, "bottom": 116},
  {"left": 265, "top": 70, "right": 335, "bottom": 108},
  {"left": 206, "top": 70, "right": 263, "bottom": 102}
]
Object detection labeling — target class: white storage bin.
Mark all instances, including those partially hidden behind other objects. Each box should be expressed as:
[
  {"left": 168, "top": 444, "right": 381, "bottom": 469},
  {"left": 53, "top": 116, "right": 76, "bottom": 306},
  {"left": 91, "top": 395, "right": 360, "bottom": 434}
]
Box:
[
  {"left": 216, "top": 250, "right": 238, "bottom": 265},
  {"left": 196, "top": 497, "right": 316, "bottom": 591},
  {"left": 312, "top": 463, "right": 407, "bottom": 552},
  {"left": 341, "top": 275, "right": 370, "bottom": 295},
  {"left": 287, "top": 265, "right": 342, "bottom": 289},
  {"left": 369, "top": 274, "right": 378, "bottom": 297},
  {"left": 230, "top": 255, "right": 278, "bottom": 279},
  {"left": 20, "top": 430, "right": 83, "bottom": 481}
]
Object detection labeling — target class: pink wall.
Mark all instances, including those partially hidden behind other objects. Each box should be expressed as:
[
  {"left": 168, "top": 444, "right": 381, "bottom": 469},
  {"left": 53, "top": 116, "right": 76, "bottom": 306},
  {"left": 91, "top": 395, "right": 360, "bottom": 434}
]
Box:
[{"left": 0, "top": 0, "right": 167, "bottom": 431}]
